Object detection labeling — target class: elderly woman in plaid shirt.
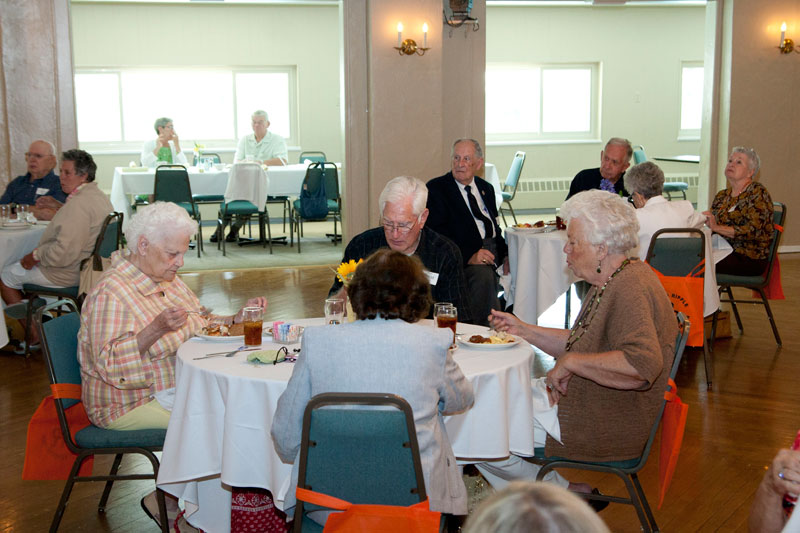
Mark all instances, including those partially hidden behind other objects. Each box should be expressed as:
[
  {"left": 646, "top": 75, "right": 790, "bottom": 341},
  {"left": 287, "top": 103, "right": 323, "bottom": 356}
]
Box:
[{"left": 78, "top": 201, "right": 267, "bottom": 431}]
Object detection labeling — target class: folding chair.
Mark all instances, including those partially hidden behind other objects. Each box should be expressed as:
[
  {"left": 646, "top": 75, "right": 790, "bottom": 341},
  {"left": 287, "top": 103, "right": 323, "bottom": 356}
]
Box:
[
  {"left": 34, "top": 300, "right": 169, "bottom": 533},
  {"left": 499, "top": 151, "right": 526, "bottom": 226},
  {"left": 191, "top": 152, "right": 226, "bottom": 206},
  {"left": 153, "top": 164, "right": 204, "bottom": 256},
  {"left": 633, "top": 144, "right": 648, "bottom": 164},
  {"left": 712, "top": 201, "right": 786, "bottom": 346},
  {"left": 298, "top": 151, "right": 327, "bottom": 164},
  {"left": 532, "top": 314, "right": 690, "bottom": 533},
  {"left": 646, "top": 228, "right": 712, "bottom": 387},
  {"left": 218, "top": 163, "right": 272, "bottom": 256},
  {"left": 290, "top": 162, "right": 340, "bottom": 253},
  {"left": 293, "top": 392, "right": 429, "bottom": 533}
]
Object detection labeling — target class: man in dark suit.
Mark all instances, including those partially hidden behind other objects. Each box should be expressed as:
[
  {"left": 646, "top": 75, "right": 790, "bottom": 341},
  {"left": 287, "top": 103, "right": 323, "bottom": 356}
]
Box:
[
  {"left": 427, "top": 139, "right": 508, "bottom": 326},
  {"left": 565, "top": 137, "right": 632, "bottom": 200}
]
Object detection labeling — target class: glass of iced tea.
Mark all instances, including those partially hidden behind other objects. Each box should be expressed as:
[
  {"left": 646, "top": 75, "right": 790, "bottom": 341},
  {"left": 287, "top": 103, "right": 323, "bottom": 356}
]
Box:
[
  {"left": 324, "top": 298, "right": 345, "bottom": 325},
  {"left": 242, "top": 307, "right": 263, "bottom": 346},
  {"left": 434, "top": 303, "right": 457, "bottom": 346}
]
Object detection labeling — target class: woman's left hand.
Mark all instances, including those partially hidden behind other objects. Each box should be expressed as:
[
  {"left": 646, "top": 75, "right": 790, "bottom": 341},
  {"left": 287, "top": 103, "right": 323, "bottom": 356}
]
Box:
[
  {"left": 233, "top": 296, "right": 268, "bottom": 323},
  {"left": 546, "top": 356, "right": 574, "bottom": 405},
  {"left": 703, "top": 210, "right": 716, "bottom": 231}
]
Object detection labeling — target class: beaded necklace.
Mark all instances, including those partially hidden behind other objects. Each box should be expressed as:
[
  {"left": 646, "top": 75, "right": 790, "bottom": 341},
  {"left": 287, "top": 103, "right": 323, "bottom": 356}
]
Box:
[{"left": 565, "top": 258, "right": 632, "bottom": 352}]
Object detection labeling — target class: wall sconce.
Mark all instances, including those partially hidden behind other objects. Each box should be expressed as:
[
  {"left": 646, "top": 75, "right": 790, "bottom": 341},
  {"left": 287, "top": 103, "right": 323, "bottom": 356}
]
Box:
[
  {"left": 394, "top": 22, "right": 430, "bottom": 56},
  {"left": 779, "top": 22, "right": 797, "bottom": 54}
]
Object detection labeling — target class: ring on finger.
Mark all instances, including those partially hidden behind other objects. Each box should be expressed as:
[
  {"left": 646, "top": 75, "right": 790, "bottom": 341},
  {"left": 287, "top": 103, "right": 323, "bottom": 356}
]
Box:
[
  {"left": 779, "top": 470, "right": 786, "bottom": 480},
  {"left": 546, "top": 383, "right": 554, "bottom": 391}
]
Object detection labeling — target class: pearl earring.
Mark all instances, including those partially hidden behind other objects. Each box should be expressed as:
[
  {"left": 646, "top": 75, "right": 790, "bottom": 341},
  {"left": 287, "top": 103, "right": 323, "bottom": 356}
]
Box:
[{"left": 596, "top": 261, "right": 602, "bottom": 274}]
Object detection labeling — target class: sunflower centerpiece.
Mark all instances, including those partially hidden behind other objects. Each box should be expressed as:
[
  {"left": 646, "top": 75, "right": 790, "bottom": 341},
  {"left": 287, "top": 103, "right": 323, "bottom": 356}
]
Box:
[{"left": 335, "top": 259, "right": 362, "bottom": 322}]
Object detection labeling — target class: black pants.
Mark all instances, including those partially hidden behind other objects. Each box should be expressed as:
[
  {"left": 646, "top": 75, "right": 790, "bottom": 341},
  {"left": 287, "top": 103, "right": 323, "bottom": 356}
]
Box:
[{"left": 716, "top": 251, "right": 768, "bottom": 276}]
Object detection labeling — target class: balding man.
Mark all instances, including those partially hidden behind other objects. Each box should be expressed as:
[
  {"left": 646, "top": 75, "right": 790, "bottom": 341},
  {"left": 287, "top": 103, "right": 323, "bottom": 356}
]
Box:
[
  {"left": 0, "top": 140, "right": 66, "bottom": 220},
  {"left": 565, "top": 137, "right": 633, "bottom": 200}
]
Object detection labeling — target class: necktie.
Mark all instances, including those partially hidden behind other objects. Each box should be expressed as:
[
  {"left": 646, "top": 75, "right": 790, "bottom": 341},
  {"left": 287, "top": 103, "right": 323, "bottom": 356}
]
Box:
[{"left": 464, "top": 185, "right": 494, "bottom": 239}]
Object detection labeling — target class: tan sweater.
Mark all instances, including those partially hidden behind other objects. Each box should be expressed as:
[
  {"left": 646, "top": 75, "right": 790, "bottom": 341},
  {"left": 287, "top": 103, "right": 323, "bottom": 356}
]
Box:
[
  {"left": 545, "top": 260, "right": 677, "bottom": 462},
  {"left": 38, "top": 182, "right": 114, "bottom": 286}
]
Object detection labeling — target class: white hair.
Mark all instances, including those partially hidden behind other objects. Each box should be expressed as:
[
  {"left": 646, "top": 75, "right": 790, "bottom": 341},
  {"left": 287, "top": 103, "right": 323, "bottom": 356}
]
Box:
[
  {"left": 464, "top": 481, "right": 611, "bottom": 533},
  {"left": 731, "top": 146, "right": 761, "bottom": 175},
  {"left": 125, "top": 202, "right": 198, "bottom": 251},
  {"left": 252, "top": 110, "right": 270, "bottom": 122},
  {"left": 625, "top": 161, "right": 664, "bottom": 199},
  {"left": 560, "top": 190, "right": 639, "bottom": 254},
  {"left": 378, "top": 176, "right": 428, "bottom": 217}
]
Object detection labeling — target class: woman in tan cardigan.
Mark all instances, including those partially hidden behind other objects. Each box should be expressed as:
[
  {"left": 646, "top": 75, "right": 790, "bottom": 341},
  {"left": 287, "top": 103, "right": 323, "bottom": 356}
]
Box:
[
  {"left": 1, "top": 149, "right": 113, "bottom": 345},
  {"left": 476, "top": 190, "right": 677, "bottom": 509}
]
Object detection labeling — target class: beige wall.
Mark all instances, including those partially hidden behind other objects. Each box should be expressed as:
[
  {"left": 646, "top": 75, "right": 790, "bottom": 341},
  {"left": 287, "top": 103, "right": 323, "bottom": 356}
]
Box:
[
  {"left": 485, "top": 5, "right": 705, "bottom": 193},
  {"left": 70, "top": 2, "right": 341, "bottom": 193},
  {"left": 723, "top": 0, "right": 799, "bottom": 249},
  {"left": 0, "top": 0, "right": 76, "bottom": 190}
]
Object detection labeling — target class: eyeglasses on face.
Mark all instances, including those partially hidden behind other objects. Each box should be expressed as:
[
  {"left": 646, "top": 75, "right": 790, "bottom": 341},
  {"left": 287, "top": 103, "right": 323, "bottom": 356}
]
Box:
[
  {"left": 381, "top": 217, "right": 419, "bottom": 234},
  {"left": 25, "top": 152, "right": 48, "bottom": 160}
]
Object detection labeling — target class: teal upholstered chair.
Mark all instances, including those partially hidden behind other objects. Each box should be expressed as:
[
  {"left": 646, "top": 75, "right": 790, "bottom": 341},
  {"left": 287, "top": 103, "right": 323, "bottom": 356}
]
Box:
[
  {"left": 218, "top": 163, "right": 272, "bottom": 256},
  {"left": 293, "top": 393, "right": 428, "bottom": 533},
  {"left": 191, "top": 152, "right": 226, "bottom": 206},
  {"left": 290, "top": 162, "right": 340, "bottom": 253},
  {"left": 633, "top": 144, "right": 648, "bottom": 165},
  {"left": 531, "top": 314, "right": 689, "bottom": 533},
  {"left": 153, "top": 165, "right": 204, "bottom": 256},
  {"left": 712, "top": 202, "right": 786, "bottom": 346},
  {"left": 35, "top": 300, "right": 169, "bottom": 532},
  {"left": 499, "top": 151, "right": 526, "bottom": 227}
]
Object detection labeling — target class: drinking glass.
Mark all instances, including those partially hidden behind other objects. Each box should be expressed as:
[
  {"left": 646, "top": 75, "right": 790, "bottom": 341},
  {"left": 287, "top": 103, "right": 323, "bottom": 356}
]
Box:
[
  {"left": 434, "top": 303, "right": 457, "bottom": 346},
  {"left": 16, "top": 204, "right": 27, "bottom": 221},
  {"left": 242, "top": 307, "right": 263, "bottom": 346},
  {"left": 0, "top": 205, "right": 9, "bottom": 224},
  {"left": 324, "top": 298, "right": 345, "bottom": 325}
]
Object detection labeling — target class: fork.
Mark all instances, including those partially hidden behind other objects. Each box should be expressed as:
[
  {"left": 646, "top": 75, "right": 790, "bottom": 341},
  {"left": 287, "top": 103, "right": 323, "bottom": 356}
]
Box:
[{"left": 194, "top": 346, "right": 252, "bottom": 360}]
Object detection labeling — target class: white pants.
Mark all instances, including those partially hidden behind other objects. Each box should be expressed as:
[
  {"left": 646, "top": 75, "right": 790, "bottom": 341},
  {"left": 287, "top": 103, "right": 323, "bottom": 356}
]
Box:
[{"left": 1, "top": 263, "right": 59, "bottom": 290}]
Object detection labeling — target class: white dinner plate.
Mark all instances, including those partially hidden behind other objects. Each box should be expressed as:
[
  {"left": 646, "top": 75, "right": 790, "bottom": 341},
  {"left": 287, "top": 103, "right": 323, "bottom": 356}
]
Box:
[
  {"left": 0, "top": 223, "right": 31, "bottom": 231},
  {"left": 511, "top": 226, "right": 556, "bottom": 234},
  {"left": 457, "top": 335, "right": 521, "bottom": 350},
  {"left": 196, "top": 334, "right": 245, "bottom": 342}
]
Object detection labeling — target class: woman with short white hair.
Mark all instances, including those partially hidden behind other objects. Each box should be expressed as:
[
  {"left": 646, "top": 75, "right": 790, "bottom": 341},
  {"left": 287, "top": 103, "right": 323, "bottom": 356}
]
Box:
[{"left": 476, "top": 190, "right": 677, "bottom": 506}]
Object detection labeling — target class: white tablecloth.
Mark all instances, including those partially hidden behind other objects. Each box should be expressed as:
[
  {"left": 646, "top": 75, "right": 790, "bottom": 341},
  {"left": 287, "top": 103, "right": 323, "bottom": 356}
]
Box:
[
  {"left": 0, "top": 224, "right": 47, "bottom": 347},
  {"left": 505, "top": 227, "right": 733, "bottom": 325},
  {"left": 110, "top": 164, "right": 326, "bottom": 228},
  {"left": 158, "top": 319, "right": 534, "bottom": 532}
]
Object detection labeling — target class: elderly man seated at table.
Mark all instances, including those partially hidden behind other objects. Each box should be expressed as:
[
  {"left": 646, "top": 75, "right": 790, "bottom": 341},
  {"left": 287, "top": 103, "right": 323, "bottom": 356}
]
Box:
[
  {"left": 0, "top": 140, "right": 66, "bottom": 221},
  {"left": 1, "top": 149, "right": 112, "bottom": 348},
  {"left": 78, "top": 201, "right": 266, "bottom": 528},
  {"left": 626, "top": 161, "right": 705, "bottom": 259},
  {"left": 329, "top": 176, "right": 474, "bottom": 323},
  {"left": 566, "top": 137, "right": 632, "bottom": 200},
  {"left": 140, "top": 117, "right": 188, "bottom": 168},
  {"left": 475, "top": 190, "right": 677, "bottom": 510},
  {"left": 427, "top": 139, "right": 508, "bottom": 326},
  {"left": 272, "top": 249, "right": 474, "bottom": 522}
]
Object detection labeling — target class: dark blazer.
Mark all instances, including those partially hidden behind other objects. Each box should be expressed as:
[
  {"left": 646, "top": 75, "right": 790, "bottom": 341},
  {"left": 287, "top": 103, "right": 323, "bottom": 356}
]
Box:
[{"left": 426, "top": 171, "right": 507, "bottom": 266}]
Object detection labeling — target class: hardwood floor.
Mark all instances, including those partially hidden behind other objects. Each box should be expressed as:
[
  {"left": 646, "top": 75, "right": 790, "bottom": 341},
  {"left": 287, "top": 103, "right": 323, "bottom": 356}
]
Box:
[{"left": 1, "top": 255, "right": 797, "bottom": 532}]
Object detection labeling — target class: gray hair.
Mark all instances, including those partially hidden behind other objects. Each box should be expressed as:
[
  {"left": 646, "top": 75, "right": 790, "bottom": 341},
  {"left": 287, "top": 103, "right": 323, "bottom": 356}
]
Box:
[
  {"left": 731, "top": 146, "right": 761, "bottom": 175},
  {"left": 560, "top": 190, "right": 639, "bottom": 254},
  {"left": 125, "top": 201, "right": 198, "bottom": 250},
  {"left": 605, "top": 137, "right": 633, "bottom": 162},
  {"left": 452, "top": 138, "right": 484, "bottom": 160},
  {"left": 378, "top": 176, "right": 428, "bottom": 217},
  {"left": 61, "top": 149, "right": 97, "bottom": 182},
  {"left": 252, "top": 110, "right": 270, "bottom": 122},
  {"left": 463, "top": 481, "right": 611, "bottom": 533},
  {"left": 32, "top": 139, "right": 56, "bottom": 156},
  {"left": 153, "top": 117, "right": 172, "bottom": 134},
  {"left": 625, "top": 161, "right": 665, "bottom": 200}
]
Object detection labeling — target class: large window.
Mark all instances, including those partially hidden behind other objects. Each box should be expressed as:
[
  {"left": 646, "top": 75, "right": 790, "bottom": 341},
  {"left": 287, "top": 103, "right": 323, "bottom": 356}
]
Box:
[
  {"left": 486, "top": 63, "right": 599, "bottom": 143},
  {"left": 75, "top": 67, "right": 297, "bottom": 149},
  {"left": 679, "top": 62, "right": 704, "bottom": 139}
]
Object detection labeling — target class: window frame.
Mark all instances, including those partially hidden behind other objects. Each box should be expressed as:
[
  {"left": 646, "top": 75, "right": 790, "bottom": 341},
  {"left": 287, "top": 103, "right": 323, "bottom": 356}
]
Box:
[
  {"left": 75, "top": 66, "right": 298, "bottom": 152},
  {"left": 486, "top": 62, "right": 600, "bottom": 144}
]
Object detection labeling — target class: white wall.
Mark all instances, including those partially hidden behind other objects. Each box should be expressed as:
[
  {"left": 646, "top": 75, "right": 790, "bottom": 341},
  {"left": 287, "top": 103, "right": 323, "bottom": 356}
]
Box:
[
  {"left": 485, "top": 5, "right": 705, "bottom": 209},
  {"left": 70, "top": 2, "right": 341, "bottom": 193}
]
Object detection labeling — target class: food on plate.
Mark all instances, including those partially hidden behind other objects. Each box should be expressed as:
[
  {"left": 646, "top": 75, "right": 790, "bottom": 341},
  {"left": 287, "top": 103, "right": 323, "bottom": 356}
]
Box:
[
  {"left": 533, "top": 220, "right": 545, "bottom": 228},
  {"left": 202, "top": 322, "right": 244, "bottom": 337},
  {"left": 512, "top": 220, "right": 545, "bottom": 229},
  {"left": 467, "top": 331, "right": 515, "bottom": 344}
]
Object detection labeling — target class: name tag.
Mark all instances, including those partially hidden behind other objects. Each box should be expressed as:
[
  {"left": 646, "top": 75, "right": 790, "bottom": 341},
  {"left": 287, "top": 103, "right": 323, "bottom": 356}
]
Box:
[
  {"left": 424, "top": 270, "right": 440, "bottom": 286},
  {"left": 36, "top": 188, "right": 49, "bottom": 195}
]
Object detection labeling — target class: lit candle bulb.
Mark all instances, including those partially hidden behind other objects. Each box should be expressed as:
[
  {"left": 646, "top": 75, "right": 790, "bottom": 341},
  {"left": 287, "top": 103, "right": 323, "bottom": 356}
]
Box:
[
  {"left": 423, "top": 23, "right": 428, "bottom": 48},
  {"left": 781, "top": 22, "right": 787, "bottom": 47},
  {"left": 397, "top": 22, "right": 403, "bottom": 47}
]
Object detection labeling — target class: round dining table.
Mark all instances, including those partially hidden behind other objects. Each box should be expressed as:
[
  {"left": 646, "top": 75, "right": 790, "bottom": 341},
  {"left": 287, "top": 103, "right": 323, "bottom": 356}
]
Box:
[
  {"left": 157, "top": 318, "right": 535, "bottom": 532},
  {"left": 0, "top": 223, "right": 47, "bottom": 347}
]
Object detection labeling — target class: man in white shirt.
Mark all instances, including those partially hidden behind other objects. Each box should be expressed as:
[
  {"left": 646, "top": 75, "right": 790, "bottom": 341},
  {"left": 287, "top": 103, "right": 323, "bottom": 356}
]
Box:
[
  {"left": 140, "top": 117, "right": 188, "bottom": 168},
  {"left": 233, "top": 110, "right": 288, "bottom": 166},
  {"left": 215, "top": 110, "right": 288, "bottom": 242},
  {"left": 626, "top": 161, "right": 705, "bottom": 259}
]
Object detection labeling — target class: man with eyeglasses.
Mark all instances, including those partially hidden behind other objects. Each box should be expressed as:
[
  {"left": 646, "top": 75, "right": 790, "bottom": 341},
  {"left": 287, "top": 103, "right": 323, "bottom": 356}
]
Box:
[
  {"left": 0, "top": 140, "right": 66, "bottom": 220},
  {"left": 565, "top": 137, "right": 632, "bottom": 200},
  {"left": 426, "top": 138, "right": 508, "bottom": 326},
  {"left": 327, "top": 176, "right": 474, "bottom": 323}
]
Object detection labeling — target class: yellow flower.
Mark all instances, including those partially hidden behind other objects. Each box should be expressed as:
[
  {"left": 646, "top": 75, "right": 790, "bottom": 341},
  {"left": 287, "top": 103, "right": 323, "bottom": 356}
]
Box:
[{"left": 335, "top": 259, "right": 362, "bottom": 285}]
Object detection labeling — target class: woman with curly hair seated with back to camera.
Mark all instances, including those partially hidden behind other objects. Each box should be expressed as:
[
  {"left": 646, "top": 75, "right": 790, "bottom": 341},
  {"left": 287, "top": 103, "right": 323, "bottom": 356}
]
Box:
[{"left": 271, "top": 248, "right": 475, "bottom": 521}]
